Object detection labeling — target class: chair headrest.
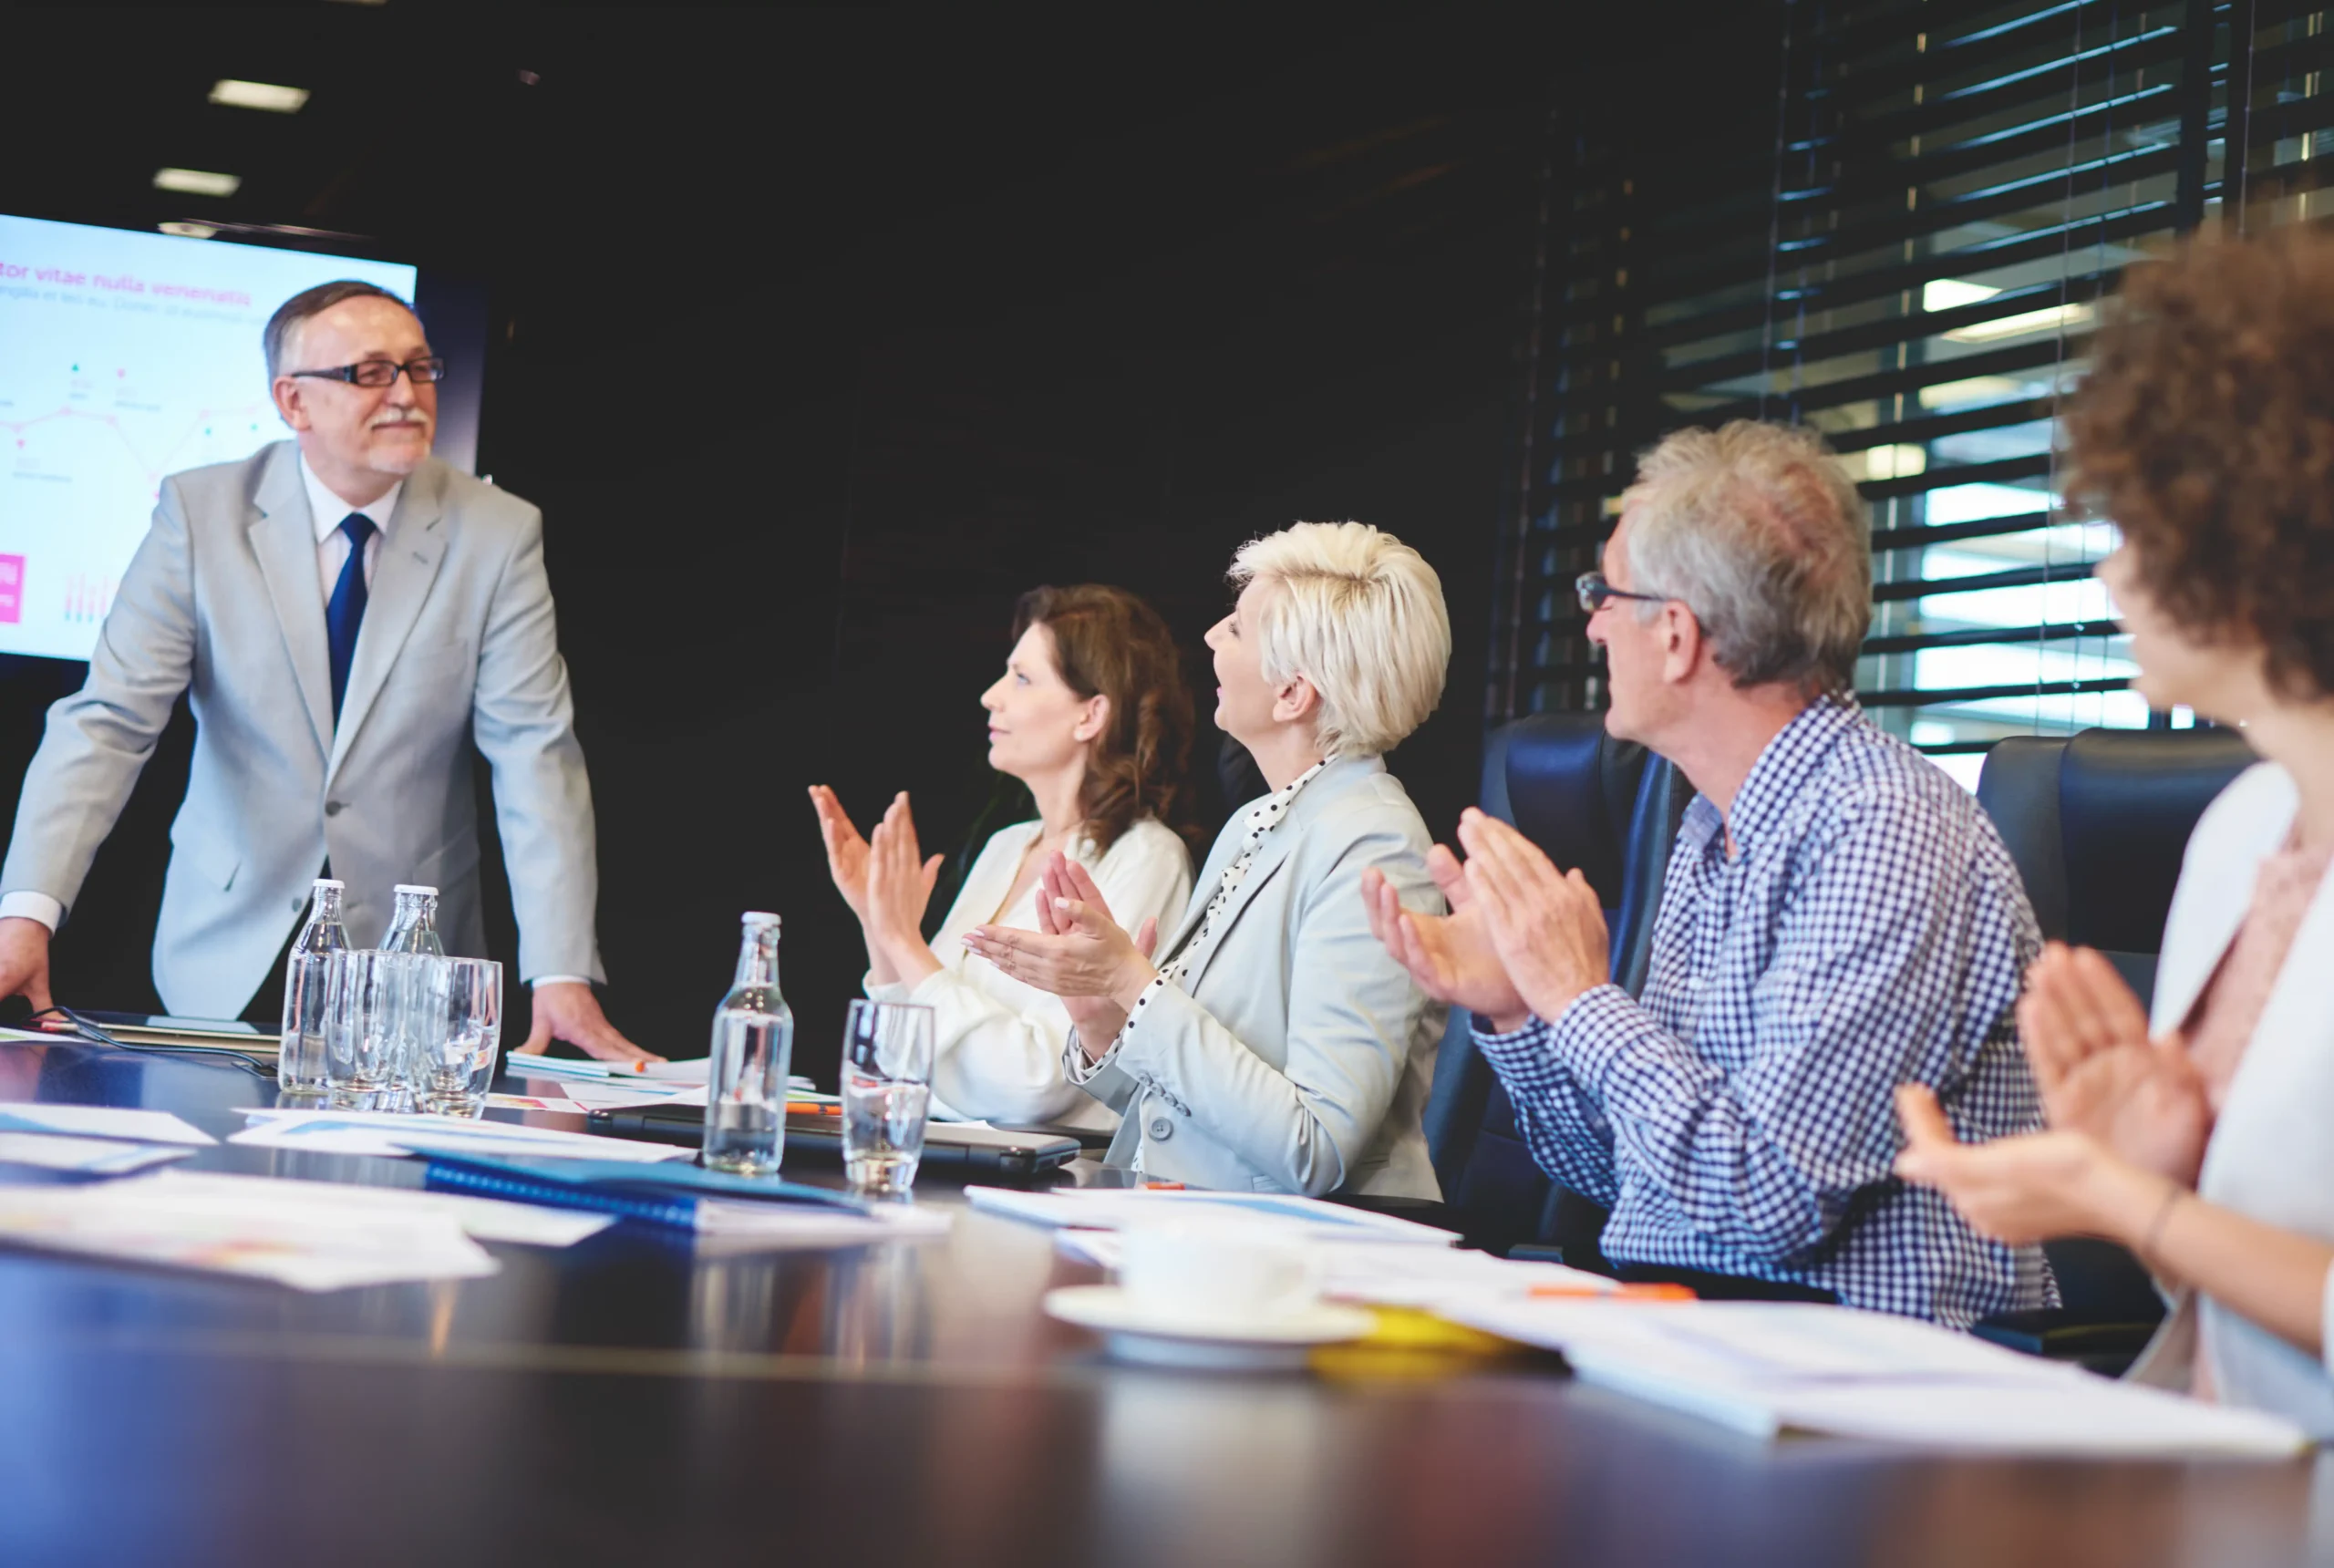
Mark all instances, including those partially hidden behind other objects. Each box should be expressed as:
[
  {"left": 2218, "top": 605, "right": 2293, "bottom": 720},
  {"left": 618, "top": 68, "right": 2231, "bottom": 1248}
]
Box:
[
  {"left": 1482, "top": 713, "right": 1645, "bottom": 910},
  {"left": 2060, "top": 727, "right": 2255, "bottom": 954}
]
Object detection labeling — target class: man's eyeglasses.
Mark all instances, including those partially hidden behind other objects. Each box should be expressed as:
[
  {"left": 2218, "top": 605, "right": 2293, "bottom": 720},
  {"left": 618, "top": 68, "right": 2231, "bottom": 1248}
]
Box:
[
  {"left": 1576, "top": 570, "right": 1668, "bottom": 615},
  {"left": 289, "top": 356, "right": 449, "bottom": 388}
]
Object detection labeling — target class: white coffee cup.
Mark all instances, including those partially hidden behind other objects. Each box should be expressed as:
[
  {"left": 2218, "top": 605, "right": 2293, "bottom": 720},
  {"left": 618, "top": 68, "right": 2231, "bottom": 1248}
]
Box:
[{"left": 1114, "top": 1219, "right": 1319, "bottom": 1323}]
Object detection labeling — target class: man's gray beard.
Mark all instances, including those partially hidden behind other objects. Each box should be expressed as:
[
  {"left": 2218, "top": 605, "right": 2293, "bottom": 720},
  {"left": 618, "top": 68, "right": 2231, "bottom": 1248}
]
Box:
[{"left": 369, "top": 430, "right": 433, "bottom": 475}]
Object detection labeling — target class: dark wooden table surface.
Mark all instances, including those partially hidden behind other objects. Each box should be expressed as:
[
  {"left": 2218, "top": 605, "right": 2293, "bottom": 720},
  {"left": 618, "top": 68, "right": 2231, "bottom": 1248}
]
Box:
[{"left": 0, "top": 1037, "right": 2320, "bottom": 1568}]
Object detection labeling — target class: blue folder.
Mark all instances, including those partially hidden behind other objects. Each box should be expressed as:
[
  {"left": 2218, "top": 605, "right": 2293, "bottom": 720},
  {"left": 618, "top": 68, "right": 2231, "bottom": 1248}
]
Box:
[{"left": 419, "top": 1150, "right": 871, "bottom": 1232}]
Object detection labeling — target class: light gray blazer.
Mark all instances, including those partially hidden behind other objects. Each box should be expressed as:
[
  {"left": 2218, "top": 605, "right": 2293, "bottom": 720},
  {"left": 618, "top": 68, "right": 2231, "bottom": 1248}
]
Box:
[
  {"left": 2133, "top": 761, "right": 2334, "bottom": 1437},
  {"left": 0, "top": 440, "right": 603, "bottom": 1016},
  {"left": 1079, "top": 754, "right": 1447, "bottom": 1199}
]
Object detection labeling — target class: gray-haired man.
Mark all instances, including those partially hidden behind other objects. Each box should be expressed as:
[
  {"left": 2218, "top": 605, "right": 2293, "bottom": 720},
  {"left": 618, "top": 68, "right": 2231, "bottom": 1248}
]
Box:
[
  {"left": 0, "top": 280, "right": 654, "bottom": 1061},
  {"left": 1368, "top": 420, "right": 2052, "bottom": 1325}
]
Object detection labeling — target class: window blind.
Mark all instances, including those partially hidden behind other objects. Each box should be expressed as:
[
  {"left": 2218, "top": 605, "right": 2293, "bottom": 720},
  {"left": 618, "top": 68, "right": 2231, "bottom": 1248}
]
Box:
[{"left": 1494, "top": 0, "right": 2333, "bottom": 784}]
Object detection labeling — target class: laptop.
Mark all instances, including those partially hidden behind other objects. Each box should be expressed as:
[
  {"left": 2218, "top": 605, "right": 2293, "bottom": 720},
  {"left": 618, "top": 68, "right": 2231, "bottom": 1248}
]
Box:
[{"left": 589, "top": 1102, "right": 1082, "bottom": 1180}]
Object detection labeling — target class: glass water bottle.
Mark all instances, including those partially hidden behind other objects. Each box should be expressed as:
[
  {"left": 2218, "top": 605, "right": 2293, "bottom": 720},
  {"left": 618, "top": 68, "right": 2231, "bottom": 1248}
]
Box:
[
  {"left": 380, "top": 883, "right": 446, "bottom": 1107},
  {"left": 703, "top": 912, "right": 795, "bottom": 1175},
  {"left": 277, "top": 878, "right": 349, "bottom": 1090},
  {"left": 380, "top": 884, "right": 446, "bottom": 957}
]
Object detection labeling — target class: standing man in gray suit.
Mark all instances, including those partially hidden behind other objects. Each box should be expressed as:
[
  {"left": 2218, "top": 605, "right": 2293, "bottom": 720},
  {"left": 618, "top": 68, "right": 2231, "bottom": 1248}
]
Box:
[{"left": 0, "top": 280, "right": 655, "bottom": 1061}]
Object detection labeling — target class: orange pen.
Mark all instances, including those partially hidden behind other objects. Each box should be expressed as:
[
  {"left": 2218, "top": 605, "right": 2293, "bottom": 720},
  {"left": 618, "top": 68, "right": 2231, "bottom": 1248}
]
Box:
[{"left": 1527, "top": 1282, "right": 1698, "bottom": 1302}]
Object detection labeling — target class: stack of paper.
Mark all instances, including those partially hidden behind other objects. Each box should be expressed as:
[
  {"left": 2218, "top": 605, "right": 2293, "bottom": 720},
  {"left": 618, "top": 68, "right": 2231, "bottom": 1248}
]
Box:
[
  {"left": 688, "top": 1199, "right": 952, "bottom": 1251},
  {"left": 1435, "top": 1296, "right": 2309, "bottom": 1457},
  {"left": 0, "top": 1170, "right": 510, "bottom": 1290},
  {"left": 506, "top": 1056, "right": 724, "bottom": 1085},
  {"left": 0, "top": 1133, "right": 194, "bottom": 1174},
  {"left": 0, "top": 1101, "right": 219, "bottom": 1173},
  {"left": 966, "top": 1186, "right": 1461, "bottom": 1246},
  {"left": 1057, "top": 1228, "right": 1613, "bottom": 1306},
  {"left": 231, "top": 1107, "right": 692, "bottom": 1161},
  {"left": 0, "top": 1101, "right": 215, "bottom": 1145}
]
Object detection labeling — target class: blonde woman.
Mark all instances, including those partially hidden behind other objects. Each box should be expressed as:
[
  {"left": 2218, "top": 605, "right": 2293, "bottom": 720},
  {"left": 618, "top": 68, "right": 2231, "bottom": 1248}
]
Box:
[
  {"left": 964, "top": 522, "right": 1451, "bottom": 1198},
  {"left": 811, "top": 585, "right": 1194, "bottom": 1130}
]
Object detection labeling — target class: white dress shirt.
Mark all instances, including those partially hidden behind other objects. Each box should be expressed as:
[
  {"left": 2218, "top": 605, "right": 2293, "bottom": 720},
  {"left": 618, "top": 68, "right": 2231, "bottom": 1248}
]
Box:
[
  {"left": 866, "top": 816, "right": 1193, "bottom": 1130},
  {"left": 303, "top": 452, "right": 398, "bottom": 603},
  {"left": 2, "top": 457, "right": 586, "bottom": 990}
]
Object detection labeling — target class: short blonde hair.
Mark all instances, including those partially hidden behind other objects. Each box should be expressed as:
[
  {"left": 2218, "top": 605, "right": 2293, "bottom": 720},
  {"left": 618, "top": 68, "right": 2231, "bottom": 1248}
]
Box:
[
  {"left": 1229, "top": 521, "right": 1450, "bottom": 756},
  {"left": 1623, "top": 420, "right": 1871, "bottom": 693}
]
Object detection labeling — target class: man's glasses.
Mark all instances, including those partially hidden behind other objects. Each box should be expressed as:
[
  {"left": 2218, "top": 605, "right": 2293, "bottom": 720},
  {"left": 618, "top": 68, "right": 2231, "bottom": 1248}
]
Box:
[
  {"left": 289, "top": 356, "right": 449, "bottom": 388},
  {"left": 1575, "top": 570, "right": 1669, "bottom": 615}
]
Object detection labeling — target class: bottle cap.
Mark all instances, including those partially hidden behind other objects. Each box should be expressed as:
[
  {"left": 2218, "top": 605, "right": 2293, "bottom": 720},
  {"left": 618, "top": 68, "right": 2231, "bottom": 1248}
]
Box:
[
  {"left": 393, "top": 883, "right": 439, "bottom": 897},
  {"left": 741, "top": 910, "right": 780, "bottom": 926},
  {"left": 313, "top": 878, "right": 345, "bottom": 891}
]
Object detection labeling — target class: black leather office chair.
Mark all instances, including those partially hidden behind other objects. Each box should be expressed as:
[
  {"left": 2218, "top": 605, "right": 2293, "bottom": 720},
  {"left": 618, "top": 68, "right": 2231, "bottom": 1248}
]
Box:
[
  {"left": 1421, "top": 712, "right": 1691, "bottom": 1257},
  {"left": 1979, "top": 727, "right": 2257, "bottom": 1006},
  {"left": 1974, "top": 726, "right": 2255, "bottom": 1369}
]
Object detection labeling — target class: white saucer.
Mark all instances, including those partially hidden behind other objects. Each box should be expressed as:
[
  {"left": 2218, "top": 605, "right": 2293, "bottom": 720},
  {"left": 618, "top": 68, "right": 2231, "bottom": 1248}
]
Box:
[{"left": 1044, "top": 1284, "right": 1376, "bottom": 1371}]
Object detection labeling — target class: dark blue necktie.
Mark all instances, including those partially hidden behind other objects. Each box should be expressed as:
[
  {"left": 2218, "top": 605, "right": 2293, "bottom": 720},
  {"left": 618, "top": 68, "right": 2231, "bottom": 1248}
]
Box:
[{"left": 325, "top": 512, "right": 377, "bottom": 722}]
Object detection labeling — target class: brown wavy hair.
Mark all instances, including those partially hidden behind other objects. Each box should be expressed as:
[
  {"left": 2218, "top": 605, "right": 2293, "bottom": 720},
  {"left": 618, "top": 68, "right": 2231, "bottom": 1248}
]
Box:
[
  {"left": 2063, "top": 228, "right": 2334, "bottom": 700},
  {"left": 1011, "top": 584, "right": 1197, "bottom": 852}
]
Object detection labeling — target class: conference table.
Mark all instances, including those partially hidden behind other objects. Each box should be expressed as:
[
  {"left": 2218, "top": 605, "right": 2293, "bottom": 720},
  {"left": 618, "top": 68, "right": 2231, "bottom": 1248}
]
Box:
[{"left": 0, "top": 1037, "right": 2318, "bottom": 1568}]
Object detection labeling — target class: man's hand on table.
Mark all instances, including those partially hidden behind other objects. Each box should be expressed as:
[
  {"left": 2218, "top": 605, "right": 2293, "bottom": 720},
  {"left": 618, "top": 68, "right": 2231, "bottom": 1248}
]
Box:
[
  {"left": 514, "top": 980, "right": 663, "bottom": 1063},
  {"left": 0, "top": 917, "right": 55, "bottom": 1015}
]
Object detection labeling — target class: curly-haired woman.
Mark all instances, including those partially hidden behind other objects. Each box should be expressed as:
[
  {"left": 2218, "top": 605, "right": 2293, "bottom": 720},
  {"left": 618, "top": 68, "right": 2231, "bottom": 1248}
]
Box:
[
  {"left": 811, "top": 585, "right": 1195, "bottom": 1130},
  {"left": 1895, "top": 229, "right": 2334, "bottom": 1435}
]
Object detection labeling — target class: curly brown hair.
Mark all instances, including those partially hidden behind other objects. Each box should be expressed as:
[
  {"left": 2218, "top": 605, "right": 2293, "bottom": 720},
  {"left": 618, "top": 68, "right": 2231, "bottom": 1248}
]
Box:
[
  {"left": 1011, "top": 584, "right": 1198, "bottom": 852},
  {"left": 2063, "top": 228, "right": 2334, "bottom": 700}
]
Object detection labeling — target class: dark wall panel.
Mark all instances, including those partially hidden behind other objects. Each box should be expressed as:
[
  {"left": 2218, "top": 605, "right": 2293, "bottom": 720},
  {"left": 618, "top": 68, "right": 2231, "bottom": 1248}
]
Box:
[{"left": 0, "top": 10, "right": 1578, "bottom": 1069}]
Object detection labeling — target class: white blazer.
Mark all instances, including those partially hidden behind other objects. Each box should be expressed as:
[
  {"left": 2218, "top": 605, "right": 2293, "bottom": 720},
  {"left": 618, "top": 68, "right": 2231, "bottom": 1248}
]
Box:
[
  {"left": 866, "top": 817, "right": 1192, "bottom": 1130},
  {"left": 2138, "top": 761, "right": 2334, "bottom": 1437}
]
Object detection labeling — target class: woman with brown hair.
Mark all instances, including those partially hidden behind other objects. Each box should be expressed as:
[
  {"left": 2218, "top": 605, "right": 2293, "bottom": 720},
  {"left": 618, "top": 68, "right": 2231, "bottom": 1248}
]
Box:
[
  {"left": 810, "top": 584, "right": 1195, "bottom": 1130},
  {"left": 1895, "top": 228, "right": 2334, "bottom": 1435}
]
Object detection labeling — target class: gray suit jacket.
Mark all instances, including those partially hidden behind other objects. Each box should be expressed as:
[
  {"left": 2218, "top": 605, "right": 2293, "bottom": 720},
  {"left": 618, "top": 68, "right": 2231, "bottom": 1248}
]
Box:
[
  {"left": 1080, "top": 755, "right": 1447, "bottom": 1199},
  {"left": 0, "top": 440, "right": 603, "bottom": 1016}
]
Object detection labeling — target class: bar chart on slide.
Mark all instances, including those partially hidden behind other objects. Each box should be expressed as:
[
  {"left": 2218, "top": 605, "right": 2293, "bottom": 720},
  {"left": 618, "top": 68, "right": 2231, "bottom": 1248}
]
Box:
[{"left": 0, "top": 213, "right": 413, "bottom": 662}]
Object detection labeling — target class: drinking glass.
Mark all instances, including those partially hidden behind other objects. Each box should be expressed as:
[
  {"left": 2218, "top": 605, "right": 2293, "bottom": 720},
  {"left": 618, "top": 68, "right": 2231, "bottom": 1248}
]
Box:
[
  {"left": 323, "top": 950, "right": 412, "bottom": 1093},
  {"left": 412, "top": 957, "right": 502, "bottom": 1117},
  {"left": 840, "top": 999, "right": 935, "bottom": 1193}
]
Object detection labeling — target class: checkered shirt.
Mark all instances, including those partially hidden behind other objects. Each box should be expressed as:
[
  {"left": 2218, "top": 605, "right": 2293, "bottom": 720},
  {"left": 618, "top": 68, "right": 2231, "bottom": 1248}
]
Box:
[{"left": 1472, "top": 694, "right": 2055, "bottom": 1326}]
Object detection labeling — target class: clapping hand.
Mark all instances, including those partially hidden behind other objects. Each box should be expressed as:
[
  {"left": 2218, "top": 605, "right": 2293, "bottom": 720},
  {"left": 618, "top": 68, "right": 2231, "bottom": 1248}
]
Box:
[
  {"left": 864, "top": 793, "right": 945, "bottom": 983},
  {"left": 1454, "top": 810, "right": 1610, "bottom": 1026},
  {"left": 1033, "top": 854, "right": 1159, "bottom": 1056},
  {"left": 963, "top": 852, "right": 1159, "bottom": 1060},
  {"left": 2019, "top": 942, "right": 2210, "bottom": 1184},
  {"left": 1364, "top": 844, "right": 1531, "bottom": 1031},
  {"left": 1894, "top": 1084, "right": 2161, "bottom": 1249},
  {"left": 808, "top": 786, "right": 873, "bottom": 923}
]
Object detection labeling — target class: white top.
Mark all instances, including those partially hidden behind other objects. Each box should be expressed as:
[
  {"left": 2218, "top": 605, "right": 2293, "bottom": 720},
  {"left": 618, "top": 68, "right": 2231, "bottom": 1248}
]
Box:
[
  {"left": 2129, "top": 761, "right": 2334, "bottom": 1438},
  {"left": 866, "top": 816, "right": 1193, "bottom": 1131}
]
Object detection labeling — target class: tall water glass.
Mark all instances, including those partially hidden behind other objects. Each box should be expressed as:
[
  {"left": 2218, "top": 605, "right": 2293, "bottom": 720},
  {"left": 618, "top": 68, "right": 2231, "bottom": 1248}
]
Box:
[
  {"left": 323, "top": 950, "right": 411, "bottom": 1094},
  {"left": 412, "top": 957, "right": 502, "bottom": 1117},
  {"left": 841, "top": 999, "right": 935, "bottom": 1193}
]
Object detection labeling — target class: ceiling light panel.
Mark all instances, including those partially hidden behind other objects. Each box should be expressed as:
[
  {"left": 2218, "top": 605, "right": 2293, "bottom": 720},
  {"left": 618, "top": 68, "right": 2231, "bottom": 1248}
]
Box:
[
  {"left": 210, "top": 79, "right": 310, "bottom": 113},
  {"left": 152, "top": 168, "right": 242, "bottom": 197}
]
